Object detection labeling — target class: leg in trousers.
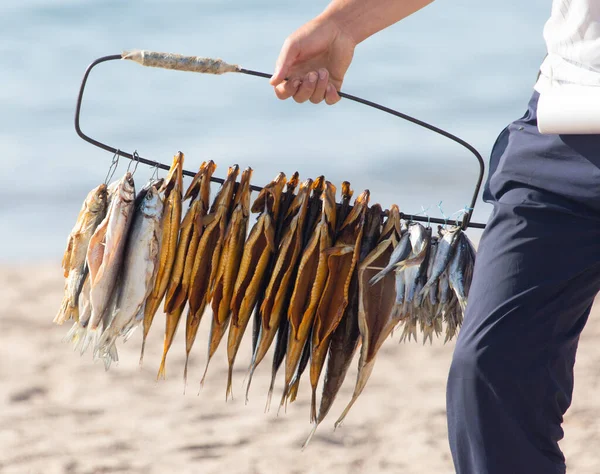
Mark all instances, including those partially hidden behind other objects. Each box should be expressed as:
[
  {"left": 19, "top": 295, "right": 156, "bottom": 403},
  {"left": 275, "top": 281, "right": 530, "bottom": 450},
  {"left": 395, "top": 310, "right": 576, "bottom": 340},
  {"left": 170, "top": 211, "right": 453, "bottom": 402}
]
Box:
[{"left": 446, "top": 92, "right": 600, "bottom": 474}]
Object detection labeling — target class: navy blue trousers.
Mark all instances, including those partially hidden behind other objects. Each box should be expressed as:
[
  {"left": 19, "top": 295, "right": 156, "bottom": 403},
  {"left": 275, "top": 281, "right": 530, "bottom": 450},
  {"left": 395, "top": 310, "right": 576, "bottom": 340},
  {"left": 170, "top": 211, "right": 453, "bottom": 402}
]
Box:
[{"left": 447, "top": 91, "right": 600, "bottom": 474}]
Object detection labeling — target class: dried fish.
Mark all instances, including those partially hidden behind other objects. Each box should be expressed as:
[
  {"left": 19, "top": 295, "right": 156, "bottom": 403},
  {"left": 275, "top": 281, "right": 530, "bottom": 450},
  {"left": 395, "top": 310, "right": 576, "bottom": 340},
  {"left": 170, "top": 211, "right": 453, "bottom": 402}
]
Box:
[
  {"left": 87, "top": 172, "right": 136, "bottom": 332},
  {"left": 226, "top": 172, "right": 286, "bottom": 400},
  {"left": 202, "top": 167, "right": 253, "bottom": 384},
  {"left": 56, "top": 183, "right": 108, "bottom": 325},
  {"left": 448, "top": 231, "right": 475, "bottom": 314},
  {"left": 144, "top": 153, "right": 184, "bottom": 373},
  {"left": 309, "top": 189, "right": 370, "bottom": 422},
  {"left": 149, "top": 161, "right": 216, "bottom": 369},
  {"left": 246, "top": 179, "right": 313, "bottom": 399},
  {"left": 333, "top": 206, "right": 400, "bottom": 428},
  {"left": 96, "top": 184, "right": 163, "bottom": 368},
  {"left": 304, "top": 203, "right": 384, "bottom": 445},
  {"left": 419, "top": 226, "right": 460, "bottom": 300},
  {"left": 286, "top": 182, "right": 353, "bottom": 407},
  {"left": 281, "top": 181, "right": 337, "bottom": 406},
  {"left": 179, "top": 164, "right": 238, "bottom": 382},
  {"left": 251, "top": 173, "right": 300, "bottom": 361}
]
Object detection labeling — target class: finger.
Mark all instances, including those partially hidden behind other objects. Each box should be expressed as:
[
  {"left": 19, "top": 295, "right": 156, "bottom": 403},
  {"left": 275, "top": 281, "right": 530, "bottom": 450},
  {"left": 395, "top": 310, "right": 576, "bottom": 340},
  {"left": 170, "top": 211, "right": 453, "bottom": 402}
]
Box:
[
  {"left": 325, "top": 83, "right": 341, "bottom": 105},
  {"left": 293, "top": 71, "right": 318, "bottom": 103},
  {"left": 274, "top": 78, "right": 302, "bottom": 100},
  {"left": 270, "top": 38, "right": 299, "bottom": 86},
  {"left": 309, "top": 69, "right": 329, "bottom": 104}
]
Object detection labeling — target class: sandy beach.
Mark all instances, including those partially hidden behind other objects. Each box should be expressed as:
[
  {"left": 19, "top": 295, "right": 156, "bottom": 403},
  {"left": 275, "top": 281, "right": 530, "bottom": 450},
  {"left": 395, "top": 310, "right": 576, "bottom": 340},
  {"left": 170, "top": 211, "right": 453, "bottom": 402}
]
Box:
[{"left": 1, "top": 262, "right": 598, "bottom": 474}]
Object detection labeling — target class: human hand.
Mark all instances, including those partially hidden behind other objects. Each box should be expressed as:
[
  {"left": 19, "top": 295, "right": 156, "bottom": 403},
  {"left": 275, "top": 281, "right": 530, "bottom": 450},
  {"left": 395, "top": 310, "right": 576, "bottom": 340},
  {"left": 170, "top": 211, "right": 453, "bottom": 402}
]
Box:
[{"left": 269, "top": 15, "right": 356, "bottom": 105}]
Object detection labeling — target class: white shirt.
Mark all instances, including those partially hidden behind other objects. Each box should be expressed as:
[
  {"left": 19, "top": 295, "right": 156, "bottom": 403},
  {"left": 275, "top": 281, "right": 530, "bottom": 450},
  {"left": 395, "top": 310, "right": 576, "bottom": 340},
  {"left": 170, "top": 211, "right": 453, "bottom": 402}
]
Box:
[{"left": 535, "top": 0, "right": 600, "bottom": 92}]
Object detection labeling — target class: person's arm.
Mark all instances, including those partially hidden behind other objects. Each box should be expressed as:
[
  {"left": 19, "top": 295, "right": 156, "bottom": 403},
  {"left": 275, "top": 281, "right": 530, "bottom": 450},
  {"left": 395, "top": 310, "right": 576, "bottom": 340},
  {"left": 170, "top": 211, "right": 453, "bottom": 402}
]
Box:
[{"left": 271, "top": 0, "right": 434, "bottom": 104}]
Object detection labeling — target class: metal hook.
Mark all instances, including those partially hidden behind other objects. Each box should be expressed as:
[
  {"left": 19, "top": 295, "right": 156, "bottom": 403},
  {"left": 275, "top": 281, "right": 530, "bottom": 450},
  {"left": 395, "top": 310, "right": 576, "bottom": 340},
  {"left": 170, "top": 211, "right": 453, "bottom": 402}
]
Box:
[
  {"left": 413, "top": 205, "right": 431, "bottom": 227},
  {"left": 127, "top": 150, "right": 141, "bottom": 175},
  {"left": 437, "top": 201, "right": 449, "bottom": 229},
  {"left": 451, "top": 206, "right": 473, "bottom": 228},
  {"left": 150, "top": 161, "right": 160, "bottom": 181},
  {"left": 104, "top": 149, "right": 120, "bottom": 184}
]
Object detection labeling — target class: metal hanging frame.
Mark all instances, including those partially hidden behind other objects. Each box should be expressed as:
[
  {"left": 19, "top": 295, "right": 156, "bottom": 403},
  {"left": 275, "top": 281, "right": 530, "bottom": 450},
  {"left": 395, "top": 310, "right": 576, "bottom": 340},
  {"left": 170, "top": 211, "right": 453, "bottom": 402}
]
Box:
[{"left": 74, "top": 51, "right": 487, "bottom": 230}]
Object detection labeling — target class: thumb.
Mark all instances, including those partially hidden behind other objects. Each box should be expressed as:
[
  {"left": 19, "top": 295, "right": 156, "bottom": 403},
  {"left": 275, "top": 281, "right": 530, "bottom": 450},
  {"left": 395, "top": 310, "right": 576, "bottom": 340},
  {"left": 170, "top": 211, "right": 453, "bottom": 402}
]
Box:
[{"left": 270, "top": 38, "right": 299, "bottom": 86}]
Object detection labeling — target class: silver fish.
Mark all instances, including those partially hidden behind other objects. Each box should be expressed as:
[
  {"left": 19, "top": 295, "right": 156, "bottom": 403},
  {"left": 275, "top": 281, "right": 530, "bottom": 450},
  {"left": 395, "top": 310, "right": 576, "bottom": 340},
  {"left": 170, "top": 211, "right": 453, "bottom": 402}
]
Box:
[
  {"left": 95, "top": 183, "right": 163, "bottom": 368},
  {"left": 368, "top": 229, "right": 412, "bottom": 285},
  {"left": 419, "top": 226, "right": 460, "bottom": 300},
  {"left": 448, "top": 232, "right": 475, "bottom": 314},
  {"left": 86, "top": 172, "right": 136, "bottom": 333},
  {"left": 55, "top": 183, "right": 108, "bottom": 324}
]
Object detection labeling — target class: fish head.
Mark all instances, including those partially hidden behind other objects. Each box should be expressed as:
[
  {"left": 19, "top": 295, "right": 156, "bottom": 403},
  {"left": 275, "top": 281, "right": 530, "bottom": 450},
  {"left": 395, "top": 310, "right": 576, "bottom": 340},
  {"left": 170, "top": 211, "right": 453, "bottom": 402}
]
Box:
[
  {"left": 407, "top": 222, "right": 426, "bottom": 251},
  {"left": 365, "top": 204, "right": 383, "bottom": 241},
  {"left": 337, "top": 189, "right": 370, "bottom": 237},
  {"left": 140, "top": 185, "right": 164, "bottom": 218},
  {"left": 196, "top": 160, "right": 217, "bottom": 211},
  {"left": 285, "top": 178, "right": 313, "bottom": 220},
  {"left": 311, "top": 175, "right": 326, "bottom": 197},
  {"left": 161, "top": 151, "right": 184, "bottom": 197},
  {"left": 286, "top": 171, "right": 300, "bottom": 194},
  {"left": 184, "top": 161, "right": 208, "bottom": 202},
  {"left": 251, "top": 172, "right": 287, "bottom": 216},
  {"left": 119, "top": 172, "right": 136, "bottom": 202},
  {"left": 321, "top": 181, "right": 337, "bottom": 232},
  {"left": 380, "top": 205, "right": 402, "bottom": 242},
  {"left": 209, "top": 164, "right": 239, "bottom": 213},
  {"left": 341, "top": 181, "right": 354, "bottom": 203},
  {"left": 234, "top": 167, "right": 254, "bottom": 214},
  {"left": 87, "top": 183, "right": 108, "bottom": 214}
]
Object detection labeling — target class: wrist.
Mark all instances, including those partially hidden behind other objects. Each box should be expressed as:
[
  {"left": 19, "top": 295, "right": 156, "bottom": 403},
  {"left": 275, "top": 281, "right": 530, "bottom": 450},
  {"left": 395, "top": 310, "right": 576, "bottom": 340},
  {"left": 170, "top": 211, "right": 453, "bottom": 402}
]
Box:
[{"left": 315, "top": 5, "right": 361, "bottom": 47}]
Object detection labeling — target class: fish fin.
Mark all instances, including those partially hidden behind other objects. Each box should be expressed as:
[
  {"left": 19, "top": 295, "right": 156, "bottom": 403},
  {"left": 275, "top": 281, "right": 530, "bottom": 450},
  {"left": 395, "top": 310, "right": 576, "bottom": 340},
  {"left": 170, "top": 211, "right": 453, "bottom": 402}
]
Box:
[
  {"left": 61, "top": 235, "right": 74, "bottom": 277},
  {"left": 54, "top": 298, "right": 79, "bottom": 325}
]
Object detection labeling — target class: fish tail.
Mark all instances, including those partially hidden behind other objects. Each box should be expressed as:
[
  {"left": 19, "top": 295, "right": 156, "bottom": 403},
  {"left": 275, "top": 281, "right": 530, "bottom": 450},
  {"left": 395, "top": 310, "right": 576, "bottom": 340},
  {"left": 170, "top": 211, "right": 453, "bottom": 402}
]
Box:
[
  {"left": 139, "top": 337, "right": 147, "bottom": 368},
  {"left": 278, "top": 383, "right": 290, "bottom": 414},
  {"left": 310, "top": 386, "right": 318, "bottom": 424},
  {"left": 245, "top": 364, "right": 257, "bottom": 405},
  {"left": 158, "top": 307, "right": 184, "bottom": 380},
  {"left": 62, "top": 321, "right": 80, "bottom": 345},
  {"left": 94, "top": 329, "right": 119, "bottom": 368},
  {"left": 200, "top": 356, "right": 212, "bottom": 389},
  {"left": 80, "top": 327, "right": 97, "bottom": 355},
  {"left": 289, "top": 378, "right": 300, "bottom": 403},
  {"left": 226, "top": 363, "right": 234, "bottom": 402},
  {"left": 302, "top": 423, "right": 320, "bottom": 451},
  {"left": 265, "top": 373, "right": 278, "bottom": 413},
  {"left": 157, "top": 356, "right": 167, "bottom": 380},
  {"left": 183, "top": 352, "right": 191, "bottom": 393},
  {"left": 334, "top": 399, "right": 356, "bottom": 430}
]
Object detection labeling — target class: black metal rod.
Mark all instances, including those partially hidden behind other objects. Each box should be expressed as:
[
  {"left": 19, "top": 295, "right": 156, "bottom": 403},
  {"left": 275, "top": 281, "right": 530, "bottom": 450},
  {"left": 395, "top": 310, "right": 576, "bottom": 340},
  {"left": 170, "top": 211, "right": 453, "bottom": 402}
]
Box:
[{"left": 75, "top": 54, "right": 487, "bottom": 230}]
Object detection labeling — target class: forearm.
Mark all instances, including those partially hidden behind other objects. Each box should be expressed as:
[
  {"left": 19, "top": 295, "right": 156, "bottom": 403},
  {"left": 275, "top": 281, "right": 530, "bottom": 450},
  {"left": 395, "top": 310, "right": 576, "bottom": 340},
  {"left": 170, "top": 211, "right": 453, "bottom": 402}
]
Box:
[{"left": 320, "top": 0, "right": 435, "bottom": 44}]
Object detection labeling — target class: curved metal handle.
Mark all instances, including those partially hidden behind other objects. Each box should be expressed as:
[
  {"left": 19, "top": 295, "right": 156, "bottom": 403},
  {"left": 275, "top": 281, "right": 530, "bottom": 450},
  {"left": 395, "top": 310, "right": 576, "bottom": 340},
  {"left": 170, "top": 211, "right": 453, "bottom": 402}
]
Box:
[{"left": 74, "top": 52, "right": 486, "bottom": 229}]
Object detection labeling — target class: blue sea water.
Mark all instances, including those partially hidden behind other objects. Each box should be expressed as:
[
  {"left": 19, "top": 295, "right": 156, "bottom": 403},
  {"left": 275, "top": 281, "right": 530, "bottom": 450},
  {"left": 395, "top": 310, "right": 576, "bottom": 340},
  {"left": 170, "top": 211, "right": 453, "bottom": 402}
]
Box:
[{"left": 0, "top": 0, "right": 549, "bottom": 262}]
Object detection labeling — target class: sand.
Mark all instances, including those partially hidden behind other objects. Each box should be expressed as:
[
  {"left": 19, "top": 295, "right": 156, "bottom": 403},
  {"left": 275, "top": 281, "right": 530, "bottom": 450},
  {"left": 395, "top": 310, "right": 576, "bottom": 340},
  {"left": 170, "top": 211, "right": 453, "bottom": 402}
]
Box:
[{"left": 1, "top": 263, "right": 599, "bottom": 474}]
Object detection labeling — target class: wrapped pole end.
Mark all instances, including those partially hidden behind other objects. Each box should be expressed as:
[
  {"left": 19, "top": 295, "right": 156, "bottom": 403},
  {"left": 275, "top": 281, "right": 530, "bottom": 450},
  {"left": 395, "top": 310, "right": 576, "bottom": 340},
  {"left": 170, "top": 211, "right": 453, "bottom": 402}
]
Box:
[{"left": 122, "top": 49, "right": 240, "bottom": 75}]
